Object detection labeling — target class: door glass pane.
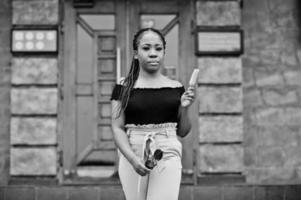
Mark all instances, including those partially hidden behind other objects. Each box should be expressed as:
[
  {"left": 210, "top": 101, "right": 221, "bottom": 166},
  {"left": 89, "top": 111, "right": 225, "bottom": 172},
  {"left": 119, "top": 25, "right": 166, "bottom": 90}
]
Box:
[
  {"left": 77, "top": 25, "right": 93, "bottom": 83},
  {"left": 164, "top": 24, "right": 178, "bottom": 79},
  {"left": 80, "top": 14, "right": 115, "bottom": 30}
]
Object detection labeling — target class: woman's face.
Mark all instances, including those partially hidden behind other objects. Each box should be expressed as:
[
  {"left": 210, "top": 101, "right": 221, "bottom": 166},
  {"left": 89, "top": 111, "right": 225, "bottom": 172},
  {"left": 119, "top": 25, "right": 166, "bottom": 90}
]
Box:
[{"left": 135, "top": 31, "right": 165, "bottom": 73}]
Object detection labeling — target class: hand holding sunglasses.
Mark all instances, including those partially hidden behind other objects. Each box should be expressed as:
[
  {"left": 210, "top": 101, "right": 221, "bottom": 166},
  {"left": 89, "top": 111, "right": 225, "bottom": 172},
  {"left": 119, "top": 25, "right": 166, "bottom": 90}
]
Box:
[{"left": 145, "top": 149, "right": 163, "bottom": 169}]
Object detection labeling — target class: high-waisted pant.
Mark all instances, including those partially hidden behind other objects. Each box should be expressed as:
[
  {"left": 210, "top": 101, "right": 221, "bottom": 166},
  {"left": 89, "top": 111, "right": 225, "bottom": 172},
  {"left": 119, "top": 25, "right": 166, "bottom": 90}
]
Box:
[{"left": 118, "top": 123, "right": 182, "bottom": 200}]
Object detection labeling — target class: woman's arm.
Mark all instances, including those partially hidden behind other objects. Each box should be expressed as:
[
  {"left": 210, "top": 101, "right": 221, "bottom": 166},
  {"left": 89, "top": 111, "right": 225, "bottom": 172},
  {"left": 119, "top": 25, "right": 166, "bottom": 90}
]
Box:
[
  {"left": 177, "top": 106, "right": 192, "bottom": 137},
  {"left": 111, "top": 100, "right": 150, "bottom": 176},
  {"left": 177, "top": 86, "right": 195, "bottom": 137}
]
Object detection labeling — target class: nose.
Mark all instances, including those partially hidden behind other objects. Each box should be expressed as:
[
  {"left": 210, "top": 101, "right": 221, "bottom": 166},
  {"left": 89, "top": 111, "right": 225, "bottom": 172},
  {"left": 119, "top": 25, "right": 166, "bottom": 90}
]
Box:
[{"left": 149, "top": 49, "right": 157, "bottom": 58}]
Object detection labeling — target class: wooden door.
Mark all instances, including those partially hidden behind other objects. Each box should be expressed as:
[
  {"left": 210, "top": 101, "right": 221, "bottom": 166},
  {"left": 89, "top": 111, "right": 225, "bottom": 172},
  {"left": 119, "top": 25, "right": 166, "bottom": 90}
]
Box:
[
  {"left": 62, "top": 0, "right": 126, "bottom": 182},
  {"left": 62, "top": 0, "right": 196, "bottom": 183}
]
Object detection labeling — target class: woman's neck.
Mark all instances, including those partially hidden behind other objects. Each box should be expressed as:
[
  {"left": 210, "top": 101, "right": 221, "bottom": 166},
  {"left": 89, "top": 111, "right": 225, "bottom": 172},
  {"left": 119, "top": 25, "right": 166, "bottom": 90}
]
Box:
[
  {"left": 138, "top": 69, "right": 162, "bottom": 80},
  {"left": 135, "top": 69, "right": 166, "bottom": 88}
]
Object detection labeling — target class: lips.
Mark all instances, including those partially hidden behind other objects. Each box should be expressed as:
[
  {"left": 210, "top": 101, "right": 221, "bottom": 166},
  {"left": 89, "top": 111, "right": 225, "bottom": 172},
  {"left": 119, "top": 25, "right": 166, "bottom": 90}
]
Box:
[{"left": 148, "top": 61, "right": 159, "bottom": 65}]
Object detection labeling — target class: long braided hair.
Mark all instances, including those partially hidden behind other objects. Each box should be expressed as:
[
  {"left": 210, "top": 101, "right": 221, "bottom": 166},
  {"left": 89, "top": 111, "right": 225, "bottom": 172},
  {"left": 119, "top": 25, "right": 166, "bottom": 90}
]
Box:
[{"left": 117, "top": 28, "right": 166, "bottom": 116}]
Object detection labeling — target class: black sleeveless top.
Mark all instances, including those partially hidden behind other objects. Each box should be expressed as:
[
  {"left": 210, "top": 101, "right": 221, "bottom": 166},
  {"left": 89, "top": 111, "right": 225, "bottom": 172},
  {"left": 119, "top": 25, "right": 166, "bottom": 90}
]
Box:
[{"left": 110, "top": 84, "right": 185, "bottom": 125}]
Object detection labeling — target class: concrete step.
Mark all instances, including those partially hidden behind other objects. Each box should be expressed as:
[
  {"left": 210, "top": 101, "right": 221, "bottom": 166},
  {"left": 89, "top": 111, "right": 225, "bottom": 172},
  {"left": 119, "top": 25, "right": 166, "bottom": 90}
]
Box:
[{"left": 1, "top": 185, "right": 301, "bottom": 200}]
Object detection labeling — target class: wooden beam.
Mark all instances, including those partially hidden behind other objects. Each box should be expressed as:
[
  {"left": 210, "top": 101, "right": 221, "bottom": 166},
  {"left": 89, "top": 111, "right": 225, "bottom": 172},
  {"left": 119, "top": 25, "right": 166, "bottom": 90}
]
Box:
[{"left": 62, "top": 0, "right": 77, "bottom": 176}]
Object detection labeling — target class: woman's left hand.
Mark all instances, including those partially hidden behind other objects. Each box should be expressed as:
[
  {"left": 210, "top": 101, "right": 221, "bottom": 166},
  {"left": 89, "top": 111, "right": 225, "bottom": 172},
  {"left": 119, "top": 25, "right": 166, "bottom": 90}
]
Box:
[{"left": 181, "top": 85, "right": 196, "bottom": 107}]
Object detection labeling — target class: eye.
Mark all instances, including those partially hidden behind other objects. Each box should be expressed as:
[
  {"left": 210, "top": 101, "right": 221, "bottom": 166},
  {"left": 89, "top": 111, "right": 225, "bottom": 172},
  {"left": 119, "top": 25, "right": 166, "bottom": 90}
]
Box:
[
  {"left": 142, "top": 46, "right": 150, "bottom": 50},
  {"left": 156, "top": 47, "right": 163, "bottom": 51}
]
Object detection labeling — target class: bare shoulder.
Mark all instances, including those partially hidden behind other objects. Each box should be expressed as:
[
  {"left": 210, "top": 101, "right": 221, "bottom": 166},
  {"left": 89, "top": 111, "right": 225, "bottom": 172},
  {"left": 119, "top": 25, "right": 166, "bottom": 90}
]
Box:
[
  {"left": 163, "top": 76, "right": 183, "bottom": 87},
  {"left": 171, "top": 80, "right": 183, "bottom": 87},
  {"left": 119, "top": 77, "right": 125, "bottom": 85}
]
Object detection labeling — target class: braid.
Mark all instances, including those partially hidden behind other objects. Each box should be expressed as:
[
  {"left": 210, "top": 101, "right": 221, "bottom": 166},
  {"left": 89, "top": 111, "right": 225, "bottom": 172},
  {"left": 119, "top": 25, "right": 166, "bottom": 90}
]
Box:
[{"left": 117, "top": 28, "right": 166, "bottom": 116}]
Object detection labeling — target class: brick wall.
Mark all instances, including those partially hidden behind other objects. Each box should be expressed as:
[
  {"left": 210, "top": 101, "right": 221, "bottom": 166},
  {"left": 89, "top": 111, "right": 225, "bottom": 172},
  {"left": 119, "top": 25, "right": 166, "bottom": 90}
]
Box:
[{"left": 243, "top": 0, "right": 301, "bottom": 183}]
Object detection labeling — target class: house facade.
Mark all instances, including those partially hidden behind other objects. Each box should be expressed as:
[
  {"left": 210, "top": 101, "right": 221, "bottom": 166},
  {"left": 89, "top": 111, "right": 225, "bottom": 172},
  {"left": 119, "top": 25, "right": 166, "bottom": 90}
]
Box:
[{"left": 0, "top": 0, "right": 301, "bottom": 199}]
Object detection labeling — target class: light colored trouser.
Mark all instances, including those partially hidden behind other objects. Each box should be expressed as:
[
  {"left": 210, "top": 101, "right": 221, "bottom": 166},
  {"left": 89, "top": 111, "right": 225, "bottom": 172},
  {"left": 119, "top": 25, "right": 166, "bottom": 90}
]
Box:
[{"left": 118, "top": 123, "right": 182, "bottom": 200}]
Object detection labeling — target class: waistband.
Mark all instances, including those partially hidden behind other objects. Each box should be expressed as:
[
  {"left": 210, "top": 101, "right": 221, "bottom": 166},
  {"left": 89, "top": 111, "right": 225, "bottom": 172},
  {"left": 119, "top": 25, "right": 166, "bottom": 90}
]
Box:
[{"left": 125, "top": 122, "right": 177, "bottom": 132}]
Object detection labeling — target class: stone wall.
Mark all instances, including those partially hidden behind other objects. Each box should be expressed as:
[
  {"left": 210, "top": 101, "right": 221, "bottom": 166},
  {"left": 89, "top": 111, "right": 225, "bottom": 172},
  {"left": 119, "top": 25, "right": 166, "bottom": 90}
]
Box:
[
  {"left": 0, "top": 0, "right": 11, "bottom": 186},
  {"left": 195, "top": 0, "right": 244, "bottom": 176},
  {"left": 243, "top": 0, "right": 301, "bottom": 183},
  {"left": 10, "top": 0, "right": 59, "bottom": 176},
  {"left": 1, "top": 0, "right": 300, "bottom": 186}
]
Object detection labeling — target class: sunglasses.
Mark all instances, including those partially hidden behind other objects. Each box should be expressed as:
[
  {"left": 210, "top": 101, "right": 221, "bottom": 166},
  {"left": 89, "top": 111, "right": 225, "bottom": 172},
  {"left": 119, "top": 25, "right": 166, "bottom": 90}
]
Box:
[{"left": 144, "top": 138, "right": 163, "bottom": 169}]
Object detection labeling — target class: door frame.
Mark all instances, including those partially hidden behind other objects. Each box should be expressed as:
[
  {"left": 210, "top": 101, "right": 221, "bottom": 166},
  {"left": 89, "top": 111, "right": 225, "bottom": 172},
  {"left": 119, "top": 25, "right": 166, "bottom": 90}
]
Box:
[{"left": 61, "top": 0, "right": 127, "bottom": 184}]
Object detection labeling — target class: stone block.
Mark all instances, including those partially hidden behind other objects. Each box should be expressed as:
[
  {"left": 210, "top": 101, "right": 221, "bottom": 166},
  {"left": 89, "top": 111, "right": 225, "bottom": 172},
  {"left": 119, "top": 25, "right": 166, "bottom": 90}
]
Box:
[
  {"left": 11, "top": 88, "right": 57, "bottom": 114},
  {"left": 12, "top": 58, "right": 58, "bottom": 84},
  {"left": 199, "top": 116, "right": 243, "bottom": 143},
  {"left": 13, "top": 0, "right": 58, "bottom": 24},
  {"left": 254, "top": 107, "right": 301, "bottom": 126},
  {"left": 68, "top": 187, "right": 99, "bottom": 200},
  {"left": 280, "top": 49, "right": 298, "bottom": 66},
  {"left": 5, "top": 187, "right": 35, "bottom": 200},
  {"left": 36, "top": 187, "right": 68, "bottom": 200},
  {"left": 269, "top": 0, "right": 298, "bottom": 28},
  {"left": 262, "top": 90, "right": 298, "bottom": 106},
  {"left": 179, "top": 186, "right": 193, "bottom": 200},
  {"left": 198, "top": 57, "right": 242, "bottom": 84},
  {"left": 196, "top": 1, "right": 241, "bottom": 26},
  {"left": 199, "top": 86, "right": 242, "bottom": 113},
  {"left": 199, "top": 144, "right": 243, "bottom": 173},
  {"left": 223, "top": 186, "right": 253, "bottom": 200},
  {"left": 282, "top": 145, "right": 301, "bottom": 167},
  {"left": 266, "top": 167, "right": 296, "bottom": 181},
  {"left": 246, "top": 167, "right": 296, "bottom": 184},
  {"left": 10, "top": 147, "right": 57, "bottom": 175},
  {"left": 257, "top": 47, "right": 282, "bottom": 66},
  {"left": 256, "top": 146, "right": 284, "bottom": 167},
  {"left": 99, "top": 186, "right": 125, "bottom": 200},
  {"left": 242, "top": 65, "right": 256, "bottom": 88},
  {"left": 254, "top": 70, "right": 285, "bottom": 87},
  {"left": 193, "top": 186, "right": 222, "bottom": 200},
  {"left": 10, "top": 117, "right": 57, "bottom": 145},
  {"left": 243, "top": 88, "right": 264, "bottom": 108},
  {"left": 283, "top": 70, "right": 301, "bottom": 86},
  {"left": 256, "top": 126, "right": 298, "bottom": 147}
]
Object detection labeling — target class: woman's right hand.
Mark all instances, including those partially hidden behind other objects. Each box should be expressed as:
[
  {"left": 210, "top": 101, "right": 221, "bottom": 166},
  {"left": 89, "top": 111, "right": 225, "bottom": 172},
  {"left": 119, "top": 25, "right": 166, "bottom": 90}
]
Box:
[{"left": 130, "top": 156, "right": 151, "bottom": 176}]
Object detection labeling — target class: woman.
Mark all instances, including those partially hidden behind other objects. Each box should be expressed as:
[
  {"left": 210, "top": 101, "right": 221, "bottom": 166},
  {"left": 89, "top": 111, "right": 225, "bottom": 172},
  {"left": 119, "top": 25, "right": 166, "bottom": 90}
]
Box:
[{"left": 111, "top": 28, "right": 195, "bottom": 200}]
